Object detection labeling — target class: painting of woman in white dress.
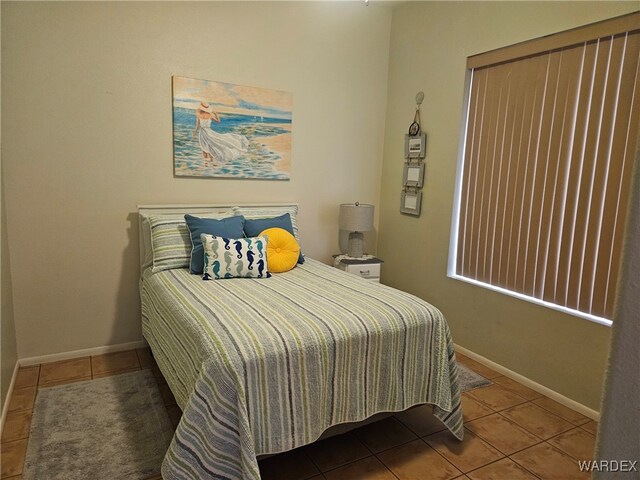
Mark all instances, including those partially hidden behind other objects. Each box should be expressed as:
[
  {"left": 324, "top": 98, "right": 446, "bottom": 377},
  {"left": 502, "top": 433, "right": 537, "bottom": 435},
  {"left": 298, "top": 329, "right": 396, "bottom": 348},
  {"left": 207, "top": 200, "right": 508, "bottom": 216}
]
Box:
[
  {"left": 193, "top": 102, "right": 249, "bottom": 166},
  {"left": 172, "top": 76, "right": 292, "bottom": 180}
]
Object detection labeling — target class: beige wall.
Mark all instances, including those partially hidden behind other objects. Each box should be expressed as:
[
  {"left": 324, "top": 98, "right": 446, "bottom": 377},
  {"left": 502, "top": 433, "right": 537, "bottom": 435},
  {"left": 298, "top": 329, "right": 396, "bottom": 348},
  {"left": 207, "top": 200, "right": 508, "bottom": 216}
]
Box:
[
  {"left": 1, "top": 0, "right": 19, "bottom": 413},
  {"left": 1, "top": 180, "right": 18, "bottom": 412},
  {"left": 1, "top": 2, "right": 391, "bottom": 358},
  {"left": 379, "top": 2, "right": 638, "bottom": 410}
]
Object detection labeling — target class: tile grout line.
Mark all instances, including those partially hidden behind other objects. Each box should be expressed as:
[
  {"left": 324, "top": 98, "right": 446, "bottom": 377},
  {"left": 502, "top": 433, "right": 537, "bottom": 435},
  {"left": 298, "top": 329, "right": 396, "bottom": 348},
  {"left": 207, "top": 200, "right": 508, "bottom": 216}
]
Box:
[
  {"left": 312, "top": 440, "right": 376, "bottom": 476},
  {"left": 512, "top": 440, "right": 591, "bottom": 478},
  {"left": 397, "top": 422, "right": 447, "bottom": 439},
  {"left": 362, "top": 434, "right": 418, "bottom": 456},
  {"left": 301, "top": 445, "right": 324, "bottom": 476},
  {"left": 376, "top": 459, "right": 402, "bottom": 480},
  {"left": 316, "top": 439, "right": 401, "bottom": 479},
  {"left": 508, "top": 451, "right": 547, "bottom": 479},
  {"left": 136, "top": 348, "right": 145, "bottom": 369},
  {"left": 464, "top": 386, "right": 530, "bottom": 412},
  {"left": 463, "top": 455, "right": 542, "bottom": 479},
  {"left": 495, "top": 436, "right": 547, "bottom": 459},
  {"left": 421, "top": 388, "right": 509, "bottom": 477},
  {"left": 498, "top": 406, "right": 578, "bottom": 442},
  {"left": 415, "top": 435, "right": 465, "bottom": 477},
  {"left": 35, "top": 364, "right": 42, "bottom": 389},
  {"left": 493, "top": 410, "right": 546, "bottom": 440},
  {"left": 3, "top": 407, "right": 35, "bottom": 417},
  {"left": 578, "top": 423, "right": 597, "bottom": 435},
  {"left": 370, "top": 452, "right": 406, "bottom": 480},
  {"left": 530, "top": 398, "right": 592, "bottom": 426},
  {"left": 374, "top": 438, "right": 466, "bottom": 480},
  {"left": 461, "top": 407, "right": 496, "bottom": 423},
  {"left": 547, "top": 425, "right": 595, "bottom": 441},
  {"left": 542, "top": 436, "right": 592, "bottom": 463},
  {"left": 465, "top": 418, "right": 546, "bottom": 458},
  {"left": 506, "top": 454, "right": 545, "bottom": 480}
]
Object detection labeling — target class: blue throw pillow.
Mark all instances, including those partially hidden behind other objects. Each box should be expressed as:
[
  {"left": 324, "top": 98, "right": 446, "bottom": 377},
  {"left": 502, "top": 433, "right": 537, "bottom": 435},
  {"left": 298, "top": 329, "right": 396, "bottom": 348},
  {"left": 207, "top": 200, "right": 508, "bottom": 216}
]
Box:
[
  {"left": 185, "top": 214, "right": 245, "bottom": 274},
  {"left": 243, "top": 213, "right": 304, "bottom": 264}
]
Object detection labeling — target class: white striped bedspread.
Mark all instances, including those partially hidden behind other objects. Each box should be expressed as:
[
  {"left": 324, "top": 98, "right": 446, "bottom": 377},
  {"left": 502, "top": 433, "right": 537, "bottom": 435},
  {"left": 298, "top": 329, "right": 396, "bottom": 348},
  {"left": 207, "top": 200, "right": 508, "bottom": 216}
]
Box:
[{"left": 141, "top": 258, "right": 463, "bottom": 480}]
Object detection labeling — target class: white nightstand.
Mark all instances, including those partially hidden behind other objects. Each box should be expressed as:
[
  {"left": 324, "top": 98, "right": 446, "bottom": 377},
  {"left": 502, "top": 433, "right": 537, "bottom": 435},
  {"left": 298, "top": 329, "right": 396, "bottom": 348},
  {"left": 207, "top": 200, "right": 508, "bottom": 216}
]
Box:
[{"left": 333, "top": 256, "right": 383, "bottom": 282}]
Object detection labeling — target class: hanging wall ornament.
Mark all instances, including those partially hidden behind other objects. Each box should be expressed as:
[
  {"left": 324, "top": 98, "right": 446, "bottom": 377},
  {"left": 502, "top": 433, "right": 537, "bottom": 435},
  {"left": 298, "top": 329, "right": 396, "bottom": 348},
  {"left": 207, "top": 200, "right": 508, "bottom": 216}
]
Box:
[
  {"left": 402, "top": 91, "right": 426, "bottom": 216},
  {"left": 404, "top": 91, "right": 427, "bottom": 159},
  {"left": 408, "top": 91, "right": 424, "bottom": 136}
]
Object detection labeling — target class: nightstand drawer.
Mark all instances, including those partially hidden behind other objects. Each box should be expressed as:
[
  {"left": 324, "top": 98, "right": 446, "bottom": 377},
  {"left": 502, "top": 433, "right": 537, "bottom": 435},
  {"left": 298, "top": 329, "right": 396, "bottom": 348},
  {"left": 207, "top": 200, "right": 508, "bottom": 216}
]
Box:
[{"left": 345, "top": 263, "right": 381, "bottom": 279}]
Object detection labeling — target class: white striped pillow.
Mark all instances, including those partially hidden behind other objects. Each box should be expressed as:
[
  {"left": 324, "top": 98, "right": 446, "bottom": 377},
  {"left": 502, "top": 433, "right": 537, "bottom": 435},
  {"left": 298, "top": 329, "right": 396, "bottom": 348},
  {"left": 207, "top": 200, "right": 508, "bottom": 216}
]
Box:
[
  {"left": 148, "top": 214, "right": 227, "bottom": 273},
  {"left": 232, "top": 205, "right": 299, "bottom": 239}
]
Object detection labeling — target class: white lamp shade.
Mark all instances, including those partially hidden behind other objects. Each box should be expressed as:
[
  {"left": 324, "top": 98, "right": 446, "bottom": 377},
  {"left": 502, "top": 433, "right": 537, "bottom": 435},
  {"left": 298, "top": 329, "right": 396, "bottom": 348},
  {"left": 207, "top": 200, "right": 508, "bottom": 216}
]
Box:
[{"left": 339, "top": 203, "right": 374, "bottom": 232}]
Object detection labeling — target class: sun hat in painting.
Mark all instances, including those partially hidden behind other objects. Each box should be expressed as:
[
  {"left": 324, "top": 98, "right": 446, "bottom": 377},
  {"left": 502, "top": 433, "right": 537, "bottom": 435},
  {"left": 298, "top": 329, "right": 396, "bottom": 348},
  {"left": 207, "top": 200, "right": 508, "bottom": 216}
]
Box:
[{"left": 199, "top": 102, "right": 214, "bottom": 113}]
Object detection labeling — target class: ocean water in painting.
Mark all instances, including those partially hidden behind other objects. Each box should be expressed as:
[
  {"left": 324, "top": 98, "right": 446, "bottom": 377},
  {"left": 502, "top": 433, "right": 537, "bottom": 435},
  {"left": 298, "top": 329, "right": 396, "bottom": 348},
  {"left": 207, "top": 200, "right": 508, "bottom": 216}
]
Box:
[{"left": 173, "top": 106, "right": 292, "bottom": 179}]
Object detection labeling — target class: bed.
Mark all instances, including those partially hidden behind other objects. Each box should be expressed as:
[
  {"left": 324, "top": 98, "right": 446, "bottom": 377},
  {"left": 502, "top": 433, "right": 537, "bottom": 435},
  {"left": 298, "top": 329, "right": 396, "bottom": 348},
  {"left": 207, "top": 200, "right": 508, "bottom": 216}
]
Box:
[{"left": 138, "top": 204, "right": 463, "bottom": 480}]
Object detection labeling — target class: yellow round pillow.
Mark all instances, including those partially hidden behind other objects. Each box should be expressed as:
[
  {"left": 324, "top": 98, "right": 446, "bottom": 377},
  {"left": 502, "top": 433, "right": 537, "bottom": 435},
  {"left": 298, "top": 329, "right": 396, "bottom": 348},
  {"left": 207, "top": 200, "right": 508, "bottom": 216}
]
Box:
[{"left": 259, "top": 227, "right": 300, "bottom": 273}]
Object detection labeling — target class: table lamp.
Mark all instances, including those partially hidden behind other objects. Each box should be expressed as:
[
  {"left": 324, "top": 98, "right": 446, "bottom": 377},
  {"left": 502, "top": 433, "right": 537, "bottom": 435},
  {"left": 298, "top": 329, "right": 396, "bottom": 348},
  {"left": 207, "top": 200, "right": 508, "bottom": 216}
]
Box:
[{"left": 339, "top": 202, "right": 374, "bottom": 258}]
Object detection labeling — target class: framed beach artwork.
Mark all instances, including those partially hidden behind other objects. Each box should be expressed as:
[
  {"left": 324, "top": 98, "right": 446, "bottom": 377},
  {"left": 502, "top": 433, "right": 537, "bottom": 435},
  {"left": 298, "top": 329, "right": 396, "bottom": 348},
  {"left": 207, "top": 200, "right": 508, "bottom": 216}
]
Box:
[{"left": 172, "top": 76, "right": 292, "bottom": 180}]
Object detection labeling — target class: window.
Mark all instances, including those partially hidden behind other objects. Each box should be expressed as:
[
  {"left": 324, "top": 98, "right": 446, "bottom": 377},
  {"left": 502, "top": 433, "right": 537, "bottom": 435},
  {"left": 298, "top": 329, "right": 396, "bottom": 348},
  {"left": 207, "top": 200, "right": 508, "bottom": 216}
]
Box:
[{"left": 449, "top": 13, "right": 640, "bottom": 325}]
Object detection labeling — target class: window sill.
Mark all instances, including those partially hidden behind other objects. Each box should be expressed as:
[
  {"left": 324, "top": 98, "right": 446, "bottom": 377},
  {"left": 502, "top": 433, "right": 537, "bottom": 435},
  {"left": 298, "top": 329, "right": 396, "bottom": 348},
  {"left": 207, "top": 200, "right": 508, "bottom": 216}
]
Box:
[{"left": 447, "top": 273, "right": 612, "bottom": 327}]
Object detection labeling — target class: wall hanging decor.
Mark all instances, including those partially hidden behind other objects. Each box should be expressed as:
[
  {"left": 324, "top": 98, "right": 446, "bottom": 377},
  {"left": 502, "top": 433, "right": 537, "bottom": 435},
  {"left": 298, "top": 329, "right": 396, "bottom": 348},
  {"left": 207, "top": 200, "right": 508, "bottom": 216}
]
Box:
[
  {"left": 401, "top": 91, "right": 426, "bottom": 216},
  {"left": 400, "top": 190, "right": 422, "bottom": 216},
  {"left": 404, "top": 91, "right": 427, "bottom": 159},
  {"left": 403, "top": 162, "right": 425, "bottom": 188},
  {"left": 172, "top": 76, "right": 293, "bottom": 180},
  {"left": 404, "top": 133, "right": 427, "bottom": 159}
]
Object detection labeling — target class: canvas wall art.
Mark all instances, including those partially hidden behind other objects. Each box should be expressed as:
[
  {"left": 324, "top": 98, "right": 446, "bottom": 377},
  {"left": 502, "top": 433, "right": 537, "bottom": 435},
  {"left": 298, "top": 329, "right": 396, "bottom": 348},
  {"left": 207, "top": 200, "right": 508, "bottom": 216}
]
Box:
[{"left": 172, "top": 76, "right": 292, "bottom": 180}]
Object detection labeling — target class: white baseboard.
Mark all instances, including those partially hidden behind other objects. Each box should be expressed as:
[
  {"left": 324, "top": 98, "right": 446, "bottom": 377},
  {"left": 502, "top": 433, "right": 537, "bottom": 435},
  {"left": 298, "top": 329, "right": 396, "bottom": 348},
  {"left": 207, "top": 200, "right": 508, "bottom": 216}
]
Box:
[
  {"left": 454, "top": 343, "right": 600, "bottom": 421},
  {"left": 19, "top": 340, "right": 147, "bottom": 367},
  {"left": 0, "top": 361, "right": 20, "bottom": 436}
]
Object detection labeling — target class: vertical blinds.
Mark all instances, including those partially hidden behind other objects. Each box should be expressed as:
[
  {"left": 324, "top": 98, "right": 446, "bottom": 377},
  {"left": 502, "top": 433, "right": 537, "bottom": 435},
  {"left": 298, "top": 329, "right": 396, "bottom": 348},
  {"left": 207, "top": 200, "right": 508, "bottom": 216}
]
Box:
[{"left": 456, "top": 14, "right": 640, "bottom": 320}]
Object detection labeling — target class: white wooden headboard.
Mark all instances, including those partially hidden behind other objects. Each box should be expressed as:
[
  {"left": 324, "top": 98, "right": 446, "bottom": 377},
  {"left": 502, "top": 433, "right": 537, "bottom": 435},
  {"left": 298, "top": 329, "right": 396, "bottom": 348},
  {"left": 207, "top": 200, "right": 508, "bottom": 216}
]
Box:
[{"left": 137, "top": 203, "right": 298, "bottom": 273}]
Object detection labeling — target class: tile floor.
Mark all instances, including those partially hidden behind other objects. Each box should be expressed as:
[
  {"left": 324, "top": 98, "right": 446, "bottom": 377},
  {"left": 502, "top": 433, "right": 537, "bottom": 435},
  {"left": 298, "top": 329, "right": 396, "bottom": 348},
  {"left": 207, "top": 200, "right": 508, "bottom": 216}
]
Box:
[{"left": 0, "top": 350, "right": 597, "bottom": 480}]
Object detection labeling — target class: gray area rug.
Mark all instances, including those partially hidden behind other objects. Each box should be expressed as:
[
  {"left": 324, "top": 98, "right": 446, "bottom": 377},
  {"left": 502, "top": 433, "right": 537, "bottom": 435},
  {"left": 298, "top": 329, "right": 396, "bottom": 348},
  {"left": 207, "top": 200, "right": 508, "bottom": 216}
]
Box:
[
  {"left": 458, "top": 363, "right": 492, "bottom": 392},
  {"left": 23, "top": 370, "right": 173, "bottom": 480}
]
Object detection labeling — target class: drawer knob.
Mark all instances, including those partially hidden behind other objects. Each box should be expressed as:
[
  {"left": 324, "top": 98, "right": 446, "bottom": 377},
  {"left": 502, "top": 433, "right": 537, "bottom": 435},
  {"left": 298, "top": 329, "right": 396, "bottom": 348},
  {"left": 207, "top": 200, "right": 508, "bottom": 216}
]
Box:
[{"left": 359, "top": 270, "right": 370, "bottom": 275}]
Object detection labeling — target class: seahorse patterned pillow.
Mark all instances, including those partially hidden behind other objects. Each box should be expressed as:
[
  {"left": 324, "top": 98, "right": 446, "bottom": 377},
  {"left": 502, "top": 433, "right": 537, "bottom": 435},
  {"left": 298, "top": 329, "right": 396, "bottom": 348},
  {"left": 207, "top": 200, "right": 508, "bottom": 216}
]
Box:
[{"left": 201, "top": 234, "right": 271, "bottom": 280}]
